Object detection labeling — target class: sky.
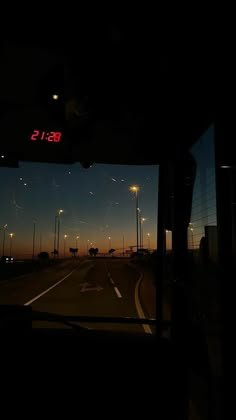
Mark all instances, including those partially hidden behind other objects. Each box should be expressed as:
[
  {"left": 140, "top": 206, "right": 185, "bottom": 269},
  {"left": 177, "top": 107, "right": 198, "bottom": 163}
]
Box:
[{"left": 0, "top": 162, "right": 159, "bottom": 258}]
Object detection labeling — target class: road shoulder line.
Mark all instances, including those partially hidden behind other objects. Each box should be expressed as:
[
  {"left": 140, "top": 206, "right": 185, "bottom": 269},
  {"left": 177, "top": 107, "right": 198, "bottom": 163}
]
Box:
[{"left": 134, "top": 272, "right": 152, "bottom": 334}]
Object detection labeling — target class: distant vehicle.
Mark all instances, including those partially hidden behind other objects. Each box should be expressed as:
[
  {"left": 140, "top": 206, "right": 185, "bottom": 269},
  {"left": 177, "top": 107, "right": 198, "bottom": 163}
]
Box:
[
  {"left": 137, "top": 248, "right": 150, "bottom": 254},
  {"left": 130, "top": 249, "right": 150, "bottom": 261},
  {"left": 1, "top": 256, "right": 14, "bottom": 263}
]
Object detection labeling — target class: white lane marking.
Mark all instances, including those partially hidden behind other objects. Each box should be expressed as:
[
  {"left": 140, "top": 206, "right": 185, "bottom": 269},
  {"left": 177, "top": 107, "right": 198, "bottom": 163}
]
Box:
[
  {"left": 106, "top": 269, "right": 114, "bottom": 285},
  {"left": 134, "top": 273, "right": 152, "bottom": 334},
  {"left": 24, "top": 268, "right": 77, "bottom": 306},
  {"left": 114, "top": 286, "right": 122, "bottom": 298},
  {"left": 104, "top": 261, "right": 121, "bottom": 298}
]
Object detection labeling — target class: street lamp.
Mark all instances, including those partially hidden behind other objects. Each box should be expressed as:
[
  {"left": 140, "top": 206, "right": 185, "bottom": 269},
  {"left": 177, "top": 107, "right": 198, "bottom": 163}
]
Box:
[
  {"left": 1, "top": 224, "right": 7, "bottom": 256},
  {"left": 141, "top": 217, "right": 146, "bottom": 248},
  {"left": 9, "top": 233, "right": 14, "bottom": 256},
  {"left": 165, "top": 230, "right": 170, "bottom": 250},
  {"left": 57, "top": 209, "right": 64, "bottom": 257},
  {"left": 54, "top": 215, "right": 58, "bottom": 257},
  {"left": 190, "top": 228, "right": 194, "bottom": 249},
  {"left": 138, "top": 208, "right": 142, "bottom": 248},
  {"left": 32, "top": 219, "right": 37, "bottom": 259},
  {"left": 147, "top": 233, "right": 150, "bottom": 250},
  {"left": 64, "top": 234, "right": 68, "bottom": 258},
  {"left": 129, "top": 185, "right": 139, "bottom": 251},
  {"left": 76, "top": 235, "right": 79, "bottom": 248},
  {"left": 87, "top": 240, "right": 90, "bottom": 255},
  {"left": 108, "top": 236, "right": 111, "bottom": 250},
  {"left": 188, "top": 223, "right": 194, "bottom": 249},
  {"left": 39, "top": 233, "right": 42, "bottom": 254}
]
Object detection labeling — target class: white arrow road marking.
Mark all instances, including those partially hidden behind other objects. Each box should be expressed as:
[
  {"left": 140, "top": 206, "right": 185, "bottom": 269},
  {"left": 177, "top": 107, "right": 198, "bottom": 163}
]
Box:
[{"left": 80, "top": 282, "right": 103, "bottom": 293}]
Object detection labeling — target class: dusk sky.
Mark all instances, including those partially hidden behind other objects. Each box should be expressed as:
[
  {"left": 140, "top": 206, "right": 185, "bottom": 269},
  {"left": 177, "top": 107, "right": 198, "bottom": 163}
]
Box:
[{"left": 0, "top": 162, "right": 159, "bottom": 257}]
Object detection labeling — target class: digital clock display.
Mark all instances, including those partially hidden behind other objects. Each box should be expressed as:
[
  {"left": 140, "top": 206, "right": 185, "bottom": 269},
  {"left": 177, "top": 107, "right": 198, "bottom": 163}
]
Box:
[{"left": 30, "top": 130, "right": 62, "bottom": 143}]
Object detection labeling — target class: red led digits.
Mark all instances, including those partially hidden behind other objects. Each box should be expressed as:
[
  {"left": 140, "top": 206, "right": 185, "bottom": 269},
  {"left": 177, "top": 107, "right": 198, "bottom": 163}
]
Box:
[
  {"left": 30, "top": 130, "right": 40, "bottom": 140},
  {"left": 30, "top": 130, "right": 62, "bottom": 143},
  {"left": 47, "top": 133, "right": 54, "bottom": 142},
  {"left": 53, "top": 132, "right": 62, "bottom": 143}
]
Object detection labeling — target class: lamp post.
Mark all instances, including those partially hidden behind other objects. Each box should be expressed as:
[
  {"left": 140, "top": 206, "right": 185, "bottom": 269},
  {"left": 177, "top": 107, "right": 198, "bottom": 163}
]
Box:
[
  {"left": 165, "top": 230, "right": 170, "bottom": 250},
  {"left": 57, "top": 209, "right": 64, "bottom": 258},
  {"left": 138, "top": 209, "right": 142, "bottom": 248},
  {"left": 32, "top": 220, "right": 36, "bottom": 259},
  {"left": 129, "top": 186, "right": 139, "bottom": 251},
  {"left": 39, "top": 233, "right": 42, "bottom": 253},
  {"left": 64, "top": 234, "right": 68, "bottom": 258},
  {"left": 9, "top": 233, "right": 14, "bottom": 256},
  {"left": 189, "top": 223, "right": 194, "bottom": 249},
  {"left": 141, "top": 217, "right": 146, "bottom": 248},
  {"left": 190, "top": 228, "right": 194, "bottom": 249},
  {"left": 2, "top": 224, "right": 7, "bottom": 256},
  {"left": 76, "top": 235, "right": 79, "bottom": 249},
  {"left": 108, "top": 236, "right": 111, "bottom": 250},
  {"left": 147, "top": 232, "right": 150, "bottom": 250},
  {"left": 54, "top": 215, "right": 58, "bottom": 257}
]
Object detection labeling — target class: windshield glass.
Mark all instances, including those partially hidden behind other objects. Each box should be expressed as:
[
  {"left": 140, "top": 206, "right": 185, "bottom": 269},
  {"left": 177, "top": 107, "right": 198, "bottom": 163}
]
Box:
[{"left": 0, "top": 162, "right": 158, "bottom": 333}]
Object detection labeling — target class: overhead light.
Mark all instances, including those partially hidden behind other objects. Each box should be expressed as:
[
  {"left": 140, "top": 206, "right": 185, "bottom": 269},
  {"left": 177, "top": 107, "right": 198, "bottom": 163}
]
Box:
[
  {"left": 52, "top": 94, "right": 59, "bottom": 100},
  {"left": 1, "top": 155, "right": 4, "bottom": 159},
  {"left": 220, "top": 165, "right": 231, "bottom": 169}
]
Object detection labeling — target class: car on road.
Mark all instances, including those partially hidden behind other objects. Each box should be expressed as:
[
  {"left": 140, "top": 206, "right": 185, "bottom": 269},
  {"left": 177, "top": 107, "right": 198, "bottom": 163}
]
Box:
[
  {"left": 130, "top": 249, "right": 151, "bottom": 261},
  {"left": 1, "top": 256, "right": 14, "bottom": 263}
]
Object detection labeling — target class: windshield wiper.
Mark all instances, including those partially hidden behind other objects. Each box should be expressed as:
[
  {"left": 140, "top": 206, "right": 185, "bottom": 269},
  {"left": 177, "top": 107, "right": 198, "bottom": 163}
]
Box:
[
  {"left": 0, "top": 305, "right": 156, "bottom": 330},
  {"left": 31, "top": 311, "right": 156, "bottom": 325}
]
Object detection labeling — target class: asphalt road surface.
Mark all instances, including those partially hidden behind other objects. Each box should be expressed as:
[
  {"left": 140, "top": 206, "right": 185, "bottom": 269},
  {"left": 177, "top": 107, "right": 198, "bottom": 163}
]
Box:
[{"left": 0, "top": 258, "right": 154, "bottom": 333}]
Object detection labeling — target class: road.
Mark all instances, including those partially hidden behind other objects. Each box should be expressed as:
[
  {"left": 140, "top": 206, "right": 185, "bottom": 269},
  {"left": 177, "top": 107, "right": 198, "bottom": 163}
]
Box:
[{"left": 0, "top": 258, "right": 155, "bottom": 334}]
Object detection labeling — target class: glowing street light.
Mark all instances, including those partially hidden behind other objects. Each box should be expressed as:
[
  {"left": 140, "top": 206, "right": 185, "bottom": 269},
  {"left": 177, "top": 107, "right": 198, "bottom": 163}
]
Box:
[
  {"left": 190, "top": 228, "right": 194, "bottom": 249},
  {"left": 108, "top": 236, "right": 111, "bottom": 250},
  {"left": 147, "top": 233, "right": 151, "bottom": 249},
  {"left": 140, "top": 217, "right": 146, "bottom": 248},
  {"left": 1, "top": 224, "right": 7, "bottom": 256},
  {"left": 188, "top": 223, "right": 194, "bottom": 249},
  {"left": 57, "top": 209, "right": 64, "bottom": 258},
  {"left": 138, "top": 208, "right": 141, "bottom": 248},
  {"left": 76, "top": 235, "right": 79, "bottom": 248},
  {"left": 9, "top": 233, "right": 15, "bottom": 256},
  {"left": 129, "top": 185, "right": 140, "bottom": 251},
  {"left": 64, "top": 234, "right": 68, "bottom": 258},
  {"left": 165, "top": 230, "right": 171, "bottom": 250}
]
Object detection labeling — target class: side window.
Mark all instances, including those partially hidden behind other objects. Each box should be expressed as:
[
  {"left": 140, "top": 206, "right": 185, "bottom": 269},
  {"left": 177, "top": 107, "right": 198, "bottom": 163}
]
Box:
[
  {"left": 189, "top": 124, "right": 217, "bottom": 261},
  {"left": 189, "top": 124, "right": 221, "bottom": 383}
]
